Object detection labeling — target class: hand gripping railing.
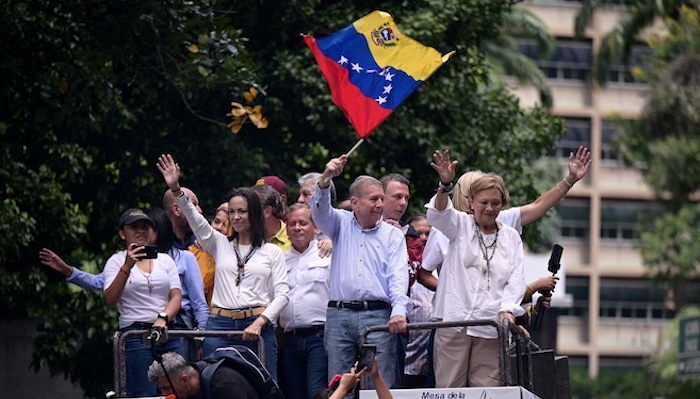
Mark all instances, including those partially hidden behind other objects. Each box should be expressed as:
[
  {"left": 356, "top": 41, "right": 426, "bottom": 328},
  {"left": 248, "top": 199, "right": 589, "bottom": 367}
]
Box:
[
  {"left": 360, "top": 318, "right": 535, "bottom": 390},
  {"left": 112, "top": 329, "right": 264, "bottom": 397}
]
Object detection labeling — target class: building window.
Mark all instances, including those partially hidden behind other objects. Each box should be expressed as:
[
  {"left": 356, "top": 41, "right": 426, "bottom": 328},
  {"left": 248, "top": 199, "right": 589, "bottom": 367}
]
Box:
[
  {"left": 598, "top": 278, "right": 671, "bottom": 320},
  {"left": 559, "top": 276, "right": 589, "bottom": 317},
  {"left": 556, "top": 198, "right": 590, "bottom": 239},
  {"left": 517, "top": 39, "right": 592, "bottom": 82},
  {"left": 600, "top": 200, "right": 661, "bottom": 242},
  {"left": 601, "top": 120, "right": 623, "bottom": 165},
  {"left": 556, "top": 118, "right": 591, "bottom": 159},
  {"left": 607, "top": 45, "right": 652, "bottom": 85}
]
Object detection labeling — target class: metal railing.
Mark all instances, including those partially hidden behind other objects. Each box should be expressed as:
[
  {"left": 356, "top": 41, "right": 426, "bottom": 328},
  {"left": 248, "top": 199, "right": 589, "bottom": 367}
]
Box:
[
  {"left": 112, "top": 329, "right": 264, "bottom": 397},
  {"left": 360, "top": 318, "right": 536, "bottom": 390}
]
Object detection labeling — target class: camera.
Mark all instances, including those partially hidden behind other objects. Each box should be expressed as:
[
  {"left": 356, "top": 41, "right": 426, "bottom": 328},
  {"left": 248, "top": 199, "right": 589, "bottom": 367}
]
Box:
[
  {"left": 142, "top": 326, "right": 168, "bottom": 346},
  {"left": 355, "top": 344, "right": 376, "bottom": 372},
  {"left": 137, "top": 245, "right": 159, "bottom": 259}
]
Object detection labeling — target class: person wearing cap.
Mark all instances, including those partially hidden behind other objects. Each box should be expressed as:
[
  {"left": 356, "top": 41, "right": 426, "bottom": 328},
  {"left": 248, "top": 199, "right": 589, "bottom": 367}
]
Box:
[
  {"left": 257, "top": 175, "right": 288, "bottom": 205},
  {"left": 102, "top": 208, "right": 183, "bottom": 396},
  {"left": 251, "top": 184, "right": 291, "bottom": 252}
]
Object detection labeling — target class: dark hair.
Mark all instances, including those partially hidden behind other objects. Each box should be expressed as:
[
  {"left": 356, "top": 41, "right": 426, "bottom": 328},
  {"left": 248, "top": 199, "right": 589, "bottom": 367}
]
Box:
[
  {"left": 227, "top": 187, "right": 267, "bottom": 248},
  {"left": 251, "top": 184, "right": 285, "bottom": 219},
  {"left": 407, "top": 213, "right": 427, "bottom": 225},
  {"left": 380, "top": 173, "right": 410, "bottom": 191},
  {"left": 145, "top": 208, "right": 175, "bottom": 255}
]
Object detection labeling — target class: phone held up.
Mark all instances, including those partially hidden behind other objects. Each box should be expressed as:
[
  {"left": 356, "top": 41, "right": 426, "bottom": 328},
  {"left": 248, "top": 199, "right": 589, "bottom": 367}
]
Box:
[
  {"left": 355, "top": 344, "right": 376, "bottom": 372},
  {"left": 137, "top": 245, "right": 159, "bottom": 259}
]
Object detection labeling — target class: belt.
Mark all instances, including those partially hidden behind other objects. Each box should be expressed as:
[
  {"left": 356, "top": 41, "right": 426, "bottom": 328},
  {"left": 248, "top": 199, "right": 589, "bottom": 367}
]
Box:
[
  {"left": 328, "top": 300, "right": 390, "bottom": 311},
  {"left": 212, "top": 306, "right": 266, "bottom": 320},
  {"left": 285, "top": 325, "right": 325, "bottom": 337}
]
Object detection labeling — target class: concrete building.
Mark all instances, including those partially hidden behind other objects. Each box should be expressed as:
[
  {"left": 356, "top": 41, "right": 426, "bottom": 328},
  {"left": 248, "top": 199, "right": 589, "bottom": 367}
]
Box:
[{"left": 510, "top": 0, "right": 687, "bottom": 378}]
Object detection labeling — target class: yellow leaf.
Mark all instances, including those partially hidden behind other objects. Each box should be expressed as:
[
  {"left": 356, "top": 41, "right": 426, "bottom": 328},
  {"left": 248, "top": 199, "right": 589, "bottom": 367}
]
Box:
[
  {"left": 230, "top": 123, "right": 243, "bottom": 134},
  {"left": 230, "top": 101, "right": 244, "bottom": 108},
  {"left": 249, "top": 112, "right": 261, "bottom": 124},
  {"left": 252, "top": 105, "right": 262, "bottom": 113},
  {"left": 186, "top": 44, "right": 199, "bottom": 53},
  {"left": 244, "top": 87, "right": 258, "bottom": 102},
  {"left": 243, "top": 106, "right": 253, "bottom": 114},
  {"left": 257, "top": 118, "right": 269, "bottom": 129},
  {"left": 228, "top": 108, "right": 247, "bottom": 117}
]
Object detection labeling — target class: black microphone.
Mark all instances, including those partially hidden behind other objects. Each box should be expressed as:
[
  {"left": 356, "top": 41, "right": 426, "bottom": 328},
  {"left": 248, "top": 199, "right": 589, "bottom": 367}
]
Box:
[{"left": 533, "top": 244, "right": 563, "bottom": 331}]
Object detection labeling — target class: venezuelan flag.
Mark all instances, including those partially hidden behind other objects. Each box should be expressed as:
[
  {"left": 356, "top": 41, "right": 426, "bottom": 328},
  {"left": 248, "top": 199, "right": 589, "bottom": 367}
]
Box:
[{"left": 304, "top": 10, "right": 454, "bottom": 139}]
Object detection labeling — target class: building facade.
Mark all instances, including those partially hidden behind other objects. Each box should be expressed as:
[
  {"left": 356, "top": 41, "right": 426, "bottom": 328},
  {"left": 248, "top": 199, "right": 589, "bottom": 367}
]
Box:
[{"left": 512, "top": 0, "right": 673, "bottom": 377}]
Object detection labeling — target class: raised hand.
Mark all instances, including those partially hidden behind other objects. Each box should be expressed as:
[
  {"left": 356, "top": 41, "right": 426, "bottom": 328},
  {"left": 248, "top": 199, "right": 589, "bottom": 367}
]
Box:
[
  {"left": 156, "top": 154, "right": 181, "bottom": 191},
  {"left": 430, "top": 149, "right": 458, "bottom": 184},
  {"left": 39, "top": 248, "right": 73, "bottom": 277},
  {"left": 319, "top": 154, "right": 348, "bottom": 188},
  {"left": 567, "top": 146, "right": 592, "bottom": 183}
]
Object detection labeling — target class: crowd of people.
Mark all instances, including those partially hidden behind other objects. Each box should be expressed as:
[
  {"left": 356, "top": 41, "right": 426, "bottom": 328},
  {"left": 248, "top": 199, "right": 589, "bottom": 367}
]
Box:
[{"left": 40, "top": 147, "right": 591, "bottom": 398}]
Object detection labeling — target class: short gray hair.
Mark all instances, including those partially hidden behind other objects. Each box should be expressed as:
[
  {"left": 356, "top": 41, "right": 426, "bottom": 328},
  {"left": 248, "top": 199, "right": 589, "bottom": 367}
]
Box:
[
  {"left": 298, "top": 172, "right": 337, "bottom": 205},
  {"left": 147, "top": 352, "right": 196, "bottom": 382},
  {"left": 349, "top": 175, "right": 382, "bottom": 199}
]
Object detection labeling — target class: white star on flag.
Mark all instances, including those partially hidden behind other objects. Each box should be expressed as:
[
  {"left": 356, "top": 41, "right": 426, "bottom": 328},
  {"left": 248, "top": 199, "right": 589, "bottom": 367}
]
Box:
[
  {"left": 338, "top": 55, "right": 348, "bottom": 65},
  {"left": 384, "top": 71, "right": 394, "bottom": 81},
  {"left": 351, "top": 63, "right": 363, "bottom": 73},
  {"left": 375, "top": 96, "right": 387, "bottom": 105},
  {"left": 382, "top": 84, "right": 393, "bottom": 94}
]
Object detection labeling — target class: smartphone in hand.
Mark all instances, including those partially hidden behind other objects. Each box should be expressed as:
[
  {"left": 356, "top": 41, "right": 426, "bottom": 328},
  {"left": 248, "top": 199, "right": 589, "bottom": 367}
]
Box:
[
  {"left": 355, "top": 344, "right": 376, "bottom": 372},
  {"left": 138, "top": 245, "right": 159, "bottom": 259}
]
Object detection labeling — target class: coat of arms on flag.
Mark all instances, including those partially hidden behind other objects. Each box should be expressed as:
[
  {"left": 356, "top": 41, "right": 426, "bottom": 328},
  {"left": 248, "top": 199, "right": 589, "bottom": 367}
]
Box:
[{"left": 303, "top": 10, "right": 454, "bottom": 140}]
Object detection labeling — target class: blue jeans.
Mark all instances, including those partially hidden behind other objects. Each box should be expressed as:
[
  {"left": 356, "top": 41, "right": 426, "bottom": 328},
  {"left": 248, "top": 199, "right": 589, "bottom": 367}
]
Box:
[
  {"left": 122, "top": 325, "right": 185, "bottom": 397},
  {"left": 202, "top": 313, "right": 278, "bottom": 381},
  {"left": 280, "top": 331, "right": 328, "bottom": 399},
  {"left": 324, "top": 307, "right": 401, "bottom": 389}
]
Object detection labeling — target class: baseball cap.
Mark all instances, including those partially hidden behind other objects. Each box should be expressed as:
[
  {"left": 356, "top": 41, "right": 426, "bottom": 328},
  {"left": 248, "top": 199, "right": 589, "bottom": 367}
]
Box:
[
  {"left": 118, "top": 208, "right": 155, "bottom": 228},
  {"left": 256, "top": 176, "right": 287, "bottom": 196}
]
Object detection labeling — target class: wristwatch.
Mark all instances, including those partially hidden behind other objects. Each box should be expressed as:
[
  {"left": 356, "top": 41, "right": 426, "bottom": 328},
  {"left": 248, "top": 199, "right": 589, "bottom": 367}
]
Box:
[{"left": 157, "top": 312, "right": 169, "bottom": 324}]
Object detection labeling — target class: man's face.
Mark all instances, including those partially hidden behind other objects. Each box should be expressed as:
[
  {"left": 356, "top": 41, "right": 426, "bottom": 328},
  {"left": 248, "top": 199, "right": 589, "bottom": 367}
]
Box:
[
  {"left": 410, "top": 218, "right": 431, "bottom": 245},
  {"left": 383, "top": 181, "right": 409, "bottom": 221},
  {"left": 297, "top": 181, "right": 315, "bottom": 206},
  {"left": 287, "top": 208, "right": 316, "bottom": 251},
  {"left": 351, "top": 183, "right": 384, "bottom": 229},
  {"left": 156, "top": 374, "right": 189, "bottom": 398}
]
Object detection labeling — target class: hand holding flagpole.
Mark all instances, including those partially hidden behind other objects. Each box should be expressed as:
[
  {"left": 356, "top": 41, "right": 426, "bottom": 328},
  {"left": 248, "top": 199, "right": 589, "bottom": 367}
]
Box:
[{"left": 319, "top": 154, "right": 348, "bottom": 189}]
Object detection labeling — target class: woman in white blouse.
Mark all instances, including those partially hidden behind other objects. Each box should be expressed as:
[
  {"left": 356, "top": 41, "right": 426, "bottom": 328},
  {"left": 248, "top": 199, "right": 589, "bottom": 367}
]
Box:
[
  {"left": 157, "top": 154, "right": 289, "bottom": 381},
  {"left": 426, "top": 150, "right": 526, "bottom": 388},
  {"left": 103, "top": 208, "right": 182, "bottom": 396}
]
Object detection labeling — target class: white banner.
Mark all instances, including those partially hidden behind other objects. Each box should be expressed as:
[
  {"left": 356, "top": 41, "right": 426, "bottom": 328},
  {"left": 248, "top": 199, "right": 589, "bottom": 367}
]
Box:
[{"left": 360, "top": 387, "right": 540, "bottom": 399}]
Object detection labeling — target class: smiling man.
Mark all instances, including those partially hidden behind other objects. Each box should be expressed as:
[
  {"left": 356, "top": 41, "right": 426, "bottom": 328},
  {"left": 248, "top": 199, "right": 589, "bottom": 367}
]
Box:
[{"left": 310, "top": 154, "right": 409, "bottom": 390}]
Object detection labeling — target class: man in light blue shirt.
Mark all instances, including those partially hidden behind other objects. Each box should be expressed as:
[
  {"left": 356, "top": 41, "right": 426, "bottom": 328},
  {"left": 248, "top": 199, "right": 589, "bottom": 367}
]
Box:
[{"left": 310, "top": 154, "right": 409, "bottom": 389}]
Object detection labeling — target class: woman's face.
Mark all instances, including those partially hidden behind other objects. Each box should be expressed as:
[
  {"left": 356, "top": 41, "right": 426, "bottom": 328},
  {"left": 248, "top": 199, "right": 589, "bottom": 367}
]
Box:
[
  {"left": 120, "top": 220, "right": 153, "bottom": 247},
  {"left": 470, "top": 187, "right": 503, "bottom": 228},
  {"left": 228, "top": 196, "right": 251, "bottom": 234},
  {"left": 211, "top": 209, "right": 229, "bottom": 235}
]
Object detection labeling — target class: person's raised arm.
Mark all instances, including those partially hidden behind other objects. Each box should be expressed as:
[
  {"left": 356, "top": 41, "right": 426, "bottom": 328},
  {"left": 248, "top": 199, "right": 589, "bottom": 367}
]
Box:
[
  {"left": 429, "top": 149, "right": 458, "bottom": 211},
  {"left": 39, "top": 248, "right": 74, "bottom": 277},
  {"left": 520, "top": 146, "right": 591, "bottom": 226},
  {"left": 157, "top": 154, "right": 182, "bottom": 195},
  {"left": 318, "top": 155, "right": 348, "bottom": 189},
  {"left": 368, "top": 358, "right": 393, "bottom": 399}
]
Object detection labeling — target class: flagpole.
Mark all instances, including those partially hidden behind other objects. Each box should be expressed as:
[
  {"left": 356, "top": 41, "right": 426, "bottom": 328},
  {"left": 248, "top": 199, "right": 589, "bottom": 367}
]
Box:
[{"left": 346, "top": 138, "right": 365, "bottom": 157}]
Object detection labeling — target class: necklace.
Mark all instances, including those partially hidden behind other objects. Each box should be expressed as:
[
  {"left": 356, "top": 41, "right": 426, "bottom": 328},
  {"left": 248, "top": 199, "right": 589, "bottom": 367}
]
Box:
[
  {"left": 475, "top": 222, "right": 499, "bottom": 290},
  {"left": 233, "top": 239, "right": 256, "bottom": 286},
  {"left": 136, "top": 259, "right": 154, "bottom": 293}
]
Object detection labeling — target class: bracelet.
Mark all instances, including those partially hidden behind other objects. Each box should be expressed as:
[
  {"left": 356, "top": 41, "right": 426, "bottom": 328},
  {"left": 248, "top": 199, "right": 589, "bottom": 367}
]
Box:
[
  {"left": 119, "top": 267, "right": 130, "bottom": 277},
  {"left": 555, "top": 183, "right": 566, "bottom": 196},
  {"left": 438, "top": 181, "right": 454, "bottom": 193},
  {"left": 562, "top": 178, "right": 573, "bottom": 188},
  {"left": 173, "top": 189, "right": 185, "bottom": 198}
]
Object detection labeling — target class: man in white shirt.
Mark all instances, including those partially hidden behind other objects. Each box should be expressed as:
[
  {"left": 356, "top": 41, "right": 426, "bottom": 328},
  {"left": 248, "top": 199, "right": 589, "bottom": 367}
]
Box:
[{"left": 278, "top": 204, "right": 330, "bottom": 399}]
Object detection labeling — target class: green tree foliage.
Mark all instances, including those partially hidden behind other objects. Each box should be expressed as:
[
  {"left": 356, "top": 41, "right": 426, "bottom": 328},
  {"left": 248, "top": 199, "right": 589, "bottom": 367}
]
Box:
[
  {"left": 575, "top": 0, "right": 699, "bottom": 86},
  {"left": 612, "top": 6, "right": 700, "bottom": 310},
  {"left": 2, "top": 1, "right": 564, "bottom": 396},
  {"left": 647, "top": 307, "right": 700, "bottom": 398}
]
